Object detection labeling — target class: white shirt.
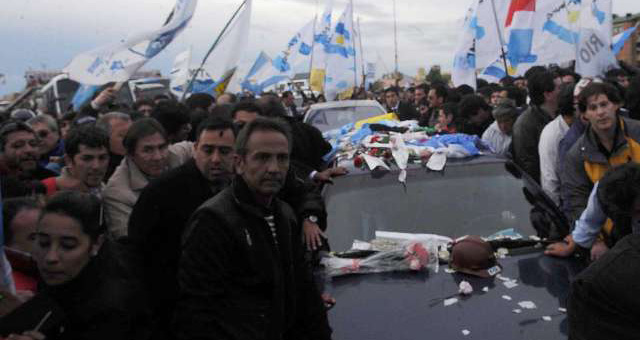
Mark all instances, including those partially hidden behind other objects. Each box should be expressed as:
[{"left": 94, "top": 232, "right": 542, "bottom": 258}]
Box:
[
  {"left": 538, "top": 115, "right": 570, "bottom": 206},
  {"left": 481, "top": 121, "right": 511, "bottom": 156}
]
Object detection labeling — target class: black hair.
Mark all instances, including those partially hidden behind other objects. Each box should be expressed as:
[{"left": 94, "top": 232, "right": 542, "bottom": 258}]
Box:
[
  {"left": 151, "top": 100, "right": 190, "bottom": 138},
  {"left": 440, "top": 102, "right": 459, "bottom": 118},
  {"left": 558, "top": 68, "right": 581, "bottom": 83},
  {"left": 456, "top": 84, "right": 475, "bottom": 97},
  {"left": 458, "top": 94, "right": 491, "bottom": 120},
  {"left": 430, "top": 84, "right": 448, "bottom": 102},
  {"left": 64, "top": 124, "right": 109, "bottom": 158},
  {"left": 41, "top": 191, "right": 105, "bottom": 241},
  {"left": 527, "top": 70, "right": 556, "bottom": 106},
  {"left": 282, "top": 91, "right": 294, "bottom": 98},
  {"left": 235, "top": 117, "right": 292, "bottom": 156},
  {"left": 2, "top": 197, "right": 39, "bottom": 245},
  {"left": 232, "top": 101, "right": 263, "bottom": 119},
  {"left": 626, "top": 75, "right": 640, "bottom": 120},
  {"left": 185, "top": 93, "right": 215, "bottom": 111},
  {"left": 384, "top": 87, "right": 400, "bottom": 95},
  {"left": 446, "top": 88, "right": 461, "bottom": 104},
  {"left": 122, "top": 118, "right": 167, "bottom": 155},
  {"left": 503, "top": 85, "right": 527, "bottom": 107},
  {"left": 577, "top": 82, "right": 622, "bottom": 113},
  {"left": 133, "top": 98, "right": 154, "bottom": 111},
  {"left": 476, "top": 78, "right": 489, "bottom": 89},
  {"left": 257, "top": 94, "right": 287, "bottom": 118},
  {"left": 500, "top": 76, "right": 515, "bottom": 86},
  {"left": 524, "top": 65, "right": 547, "bottom": 80},
  {"left": 557, "top": 83, "right": 576, "bottom": 118},
  {"left": 0, "top": 120, "right": 35, "bottom": 152},
  {"left": 196, "top": 117, "right": 236, "bottom": 141},
  {"left": 597, "top": 163, "right": 640, "bottom": 244}
]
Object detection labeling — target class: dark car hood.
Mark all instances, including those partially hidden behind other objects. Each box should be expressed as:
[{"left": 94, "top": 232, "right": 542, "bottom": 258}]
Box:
[{"left": 325, "top": 249, "right": 585, "bottom": 340}]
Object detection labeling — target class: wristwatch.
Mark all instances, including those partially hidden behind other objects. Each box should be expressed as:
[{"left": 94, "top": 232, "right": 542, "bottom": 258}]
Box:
[{"left": 305, "top": 215, "right": 319, "bottom": 223}]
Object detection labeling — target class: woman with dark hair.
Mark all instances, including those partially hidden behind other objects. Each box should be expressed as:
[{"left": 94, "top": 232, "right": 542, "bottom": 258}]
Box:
[{"left": 1, "top": 191, "right": 150, "bottom": 340}]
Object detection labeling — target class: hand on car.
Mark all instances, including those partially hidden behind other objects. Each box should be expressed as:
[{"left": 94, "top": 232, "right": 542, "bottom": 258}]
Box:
[
  {"left": 7, "top": 331, "right": 46, "bottom": 340},
  {"left": 545, "top": 235, "right": 576, "bottom": 257},
  {"left": 302, "top": 220, "right": 325, "bottom": 251},
  {"left": 590, "top": 239, "right": 609, "bottom": 261},
  {"left": 313, "top": 167, "right": 348, "bottom": 184}
]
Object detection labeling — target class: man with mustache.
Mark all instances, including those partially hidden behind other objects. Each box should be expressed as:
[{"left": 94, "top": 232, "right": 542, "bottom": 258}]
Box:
[
  {"left": 0, "top": 120, "right": 57, "bottom": 196},
  {"left": 129, "top": 116, "right": 328, "bottom": 339},
  {"left": 41, "top": 124, "right": 110, "bottom": 197},
  {"left": 175, "top": 117, "right": 331, "bottom": 340}
]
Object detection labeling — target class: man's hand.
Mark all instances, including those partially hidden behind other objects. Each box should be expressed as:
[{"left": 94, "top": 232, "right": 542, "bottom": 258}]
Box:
[
  {"left": 91, "top": 86, "right": 117, "bottom": 109},
  {"left": 7, "top": 331, "right": 46, "bottom": 340},
  {"left": 313, "top": 167, "right": 348, "bottom": 184},
  {"left": 590, "top": 239, "right": 609, "bottom": 261},
  {"left": 545, "top": 235, "right": 576, "bottom": 257},
  {"left": 302, "top": 220, "right": 325, "bottom": 251}
]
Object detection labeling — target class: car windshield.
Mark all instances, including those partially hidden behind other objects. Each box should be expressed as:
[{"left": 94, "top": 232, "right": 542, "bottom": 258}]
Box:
[
  {"left": 324, "top": 160, "right": 536, "bottom": 251},
  {"left": 307, "top": 106, "right": 386, "bottom": 132}
]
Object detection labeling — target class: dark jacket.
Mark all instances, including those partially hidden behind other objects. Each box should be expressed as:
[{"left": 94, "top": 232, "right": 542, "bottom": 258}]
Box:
[
  {"left": 558, "top": 119, "right": 586, "bottom": 217},
  {"left": 127, "top": 158, "right": 220, "bottom": 338},
  {"left": 560, "top": 117, "right": 640, "bottom": 224},
  {"left": 1, "top": 242, "right": 150, "bottom": 340},
  {"left": 511, "top": 104, "right": 554, "bottom": 184},
  {"left": 568, "top": 234, "right": 640, "bottom": 340},
  {"left": 284, "top": 117, "right": 332, "bottom": 179},
  {"left": 128, "top": 159, "right": 327, "bottom": 338},
  {"left": 174, "top": 177, "right": 330, "bottom": 340},
  {"left": 387, "top": 101, "right": 419, "bottom": 121}
]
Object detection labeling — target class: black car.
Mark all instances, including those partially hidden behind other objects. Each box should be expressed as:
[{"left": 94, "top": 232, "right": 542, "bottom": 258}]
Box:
[{"left": 321, "top": 155, "right": 583, "bottom": 340}]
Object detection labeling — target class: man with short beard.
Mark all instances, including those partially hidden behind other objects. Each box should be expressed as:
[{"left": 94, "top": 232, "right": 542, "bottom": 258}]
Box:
[{"left": 0, "top": 120, "right": 55, "bottom": 182}]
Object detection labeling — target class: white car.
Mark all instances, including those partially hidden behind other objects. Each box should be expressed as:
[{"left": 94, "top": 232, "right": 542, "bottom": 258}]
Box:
[{"left": 303, "top": 100, "right": 386, "bottom": 133}]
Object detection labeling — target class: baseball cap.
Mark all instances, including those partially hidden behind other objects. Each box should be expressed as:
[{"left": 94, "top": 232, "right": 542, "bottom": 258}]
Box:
[{"left": 449, "top": 236, "right": 502, "bottom": 278}]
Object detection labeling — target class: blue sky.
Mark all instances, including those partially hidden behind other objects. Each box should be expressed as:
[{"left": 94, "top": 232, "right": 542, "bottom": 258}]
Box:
[{"left": 2, "top": 0, "right": 640, "bottom": 96}]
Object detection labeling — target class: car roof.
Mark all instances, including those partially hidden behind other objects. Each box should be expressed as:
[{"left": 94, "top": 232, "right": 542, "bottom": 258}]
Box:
[{"left": 309, "top": 100, "right": 384, "bottom": 110}]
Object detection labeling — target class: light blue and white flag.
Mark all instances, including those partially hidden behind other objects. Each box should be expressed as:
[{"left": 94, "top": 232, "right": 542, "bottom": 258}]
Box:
[
  {"left": 612, "top": 25, "right": 637, "bottom": 56},
  {"left": 241, "top": 52, "right": 288, "bottom": 93},
  {"left": 200, "top": 0, "right": 252, "bottom": 96},
  {"left": 170, "top": 48, "right": 192, "bottom": 96},
  {"left": 478, "top": 58, "right": 507, "bottom": 84},
  {"left": 575, "top": 0, "right": 617, "bottom": 77},
  {"left": 324, "top": 1, "right": 356, "bottom": 100},
  {"left": 310, "top": 0, "right": 334, "bottom": 92},
  {"left": 64, "top": 0, "right": 197, "bottom": 85}
]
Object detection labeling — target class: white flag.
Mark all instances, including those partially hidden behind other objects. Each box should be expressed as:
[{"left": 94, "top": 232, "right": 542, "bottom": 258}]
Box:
[
  {"left": 575, "top": 0, "right": 617, "bottom": 77},
  {"left": 325, "top": 1, "right": 357, "bottom": 100},
  {"left": 64, "top": 0, "right": 197, "bottom": 85},
  {"left": 310, "top": 0, "right": 334, "bottom": 92},
  {"left": 452, "top": 2, "right": 478, "bottom": 89},
  {"left": 201, "top": 0, "right": 252, "bottom": 96},
  {"left": 170, "top": 48, "right": 192, "bottom": 95}
]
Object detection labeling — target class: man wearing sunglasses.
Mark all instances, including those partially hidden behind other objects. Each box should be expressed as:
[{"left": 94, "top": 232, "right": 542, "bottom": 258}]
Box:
[{"left": 27, "top": 114, "right": 64, "bottom": 174}]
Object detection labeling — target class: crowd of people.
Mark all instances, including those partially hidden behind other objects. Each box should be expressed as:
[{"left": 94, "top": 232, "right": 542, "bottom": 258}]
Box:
[{"left": 0, "top": 60, "right": 640, "bottom": 338}]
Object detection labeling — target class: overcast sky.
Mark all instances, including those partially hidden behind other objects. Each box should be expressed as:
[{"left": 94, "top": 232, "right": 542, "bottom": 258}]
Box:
[{"left": 2, "top": 0, "right": 640, "bottom": 96}]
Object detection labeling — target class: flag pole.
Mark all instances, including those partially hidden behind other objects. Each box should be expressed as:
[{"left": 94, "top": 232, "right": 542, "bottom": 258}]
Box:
[
  {"left": 181, "top": 0, "right": 248, "bottom": 101},
  {"left": 357, "top": 16, "right": 366, "bottom": 87},
  {"left": 351, "top": 0, "right": 358, "bottom": 92},
  {"left": 393, "top": 0, "right": 399, "bottom": 86},
  {"left": 490, "top": 0, "right": 510, "bottom": 75}
]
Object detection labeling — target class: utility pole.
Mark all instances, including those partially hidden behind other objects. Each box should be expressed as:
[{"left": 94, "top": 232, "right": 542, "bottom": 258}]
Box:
[{"left": 393, "top": 0, "right": 399, "bottom": 85}]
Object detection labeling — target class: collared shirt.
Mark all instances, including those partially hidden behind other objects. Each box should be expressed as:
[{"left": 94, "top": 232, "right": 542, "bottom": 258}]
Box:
[
  {"left": 572, "top": 182, "right": 605, "bottom": 248},
  {"left": 539, "top": 115, "right": 570, "bottom": 205},
  {"left": 482, "top": 121, "right": 512, "bottom": 156}
]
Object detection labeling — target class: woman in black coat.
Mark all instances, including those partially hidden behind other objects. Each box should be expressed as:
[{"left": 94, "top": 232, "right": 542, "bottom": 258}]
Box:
[{"left": 2, "top": 191, "right": 150, "bottom": 340}]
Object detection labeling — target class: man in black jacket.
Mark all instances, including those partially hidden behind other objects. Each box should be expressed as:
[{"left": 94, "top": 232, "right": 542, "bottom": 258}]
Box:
[
  {"left": 128, "top": 117, "right": 328, "bottom": 339},
  {"left": 175, "top": 117, "right": 331, "bottom": 340},
  {"left": 384, "top": 87, "right": 418, "bottom": 121},
  {"left": 511, "top": 69, "right": 560, "bottom": 184}
]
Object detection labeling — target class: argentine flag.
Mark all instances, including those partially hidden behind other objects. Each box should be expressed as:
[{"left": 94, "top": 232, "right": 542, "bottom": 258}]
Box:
[
  {"left": 324, "top": 1, "right": 356, "bottom": 100},
  {"left": 612, "top": 26, "right": 637, "bottom": 56},
  {"left": 64, "top": 0, "right": 197, "bottom": 85}
]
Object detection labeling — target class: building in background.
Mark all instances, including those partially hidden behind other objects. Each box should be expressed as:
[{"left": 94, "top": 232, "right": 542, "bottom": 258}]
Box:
[{"left": 613, "top": 13, "right": 640, "bottom": 66}]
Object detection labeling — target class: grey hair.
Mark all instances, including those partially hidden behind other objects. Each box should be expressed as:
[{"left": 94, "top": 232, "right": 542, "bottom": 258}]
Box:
[
  {"left": 96, "top": 112, "right": 132, "bottom": 135},
  {"left": 27, "top": 114, "right": 58, "bottom": 132},
  {"left": 234, "top": 117, "right": 292, "bottom": 156},
  {"left": 492, "top": 99, "right": 518, "bottom": 121}
]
